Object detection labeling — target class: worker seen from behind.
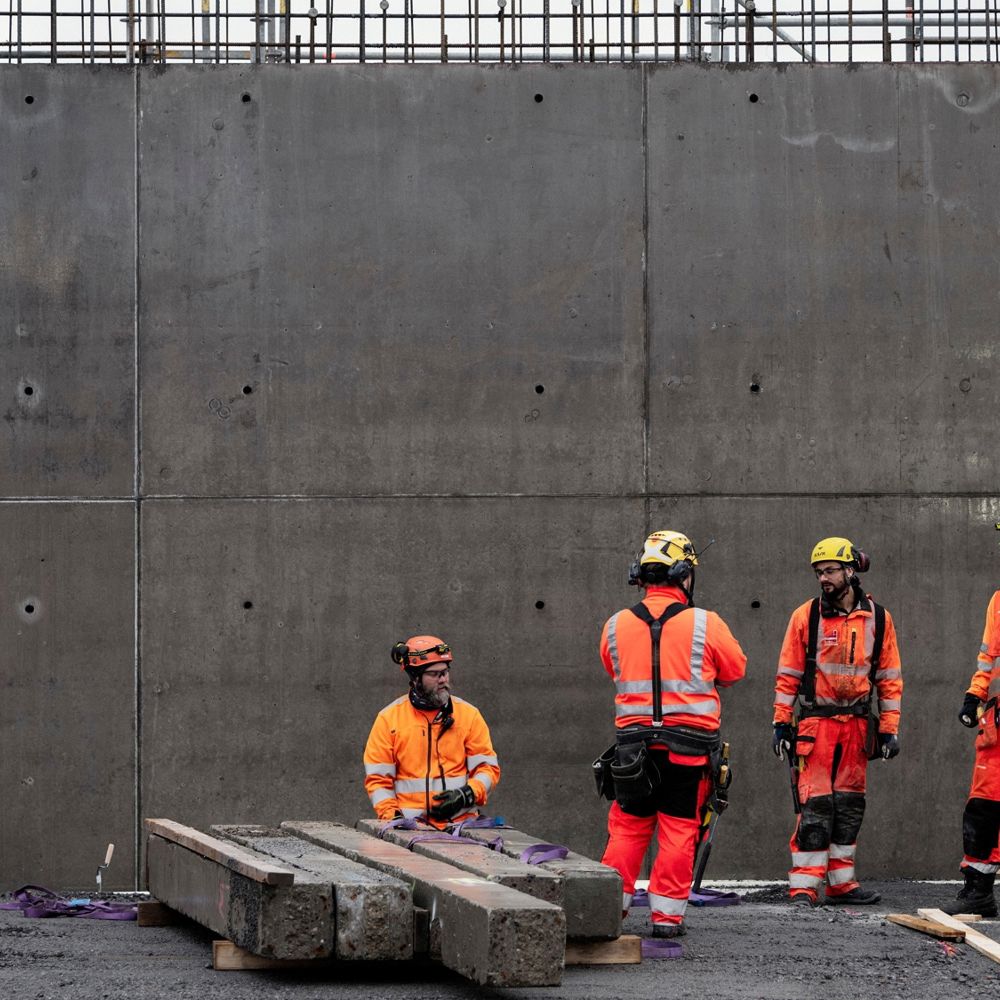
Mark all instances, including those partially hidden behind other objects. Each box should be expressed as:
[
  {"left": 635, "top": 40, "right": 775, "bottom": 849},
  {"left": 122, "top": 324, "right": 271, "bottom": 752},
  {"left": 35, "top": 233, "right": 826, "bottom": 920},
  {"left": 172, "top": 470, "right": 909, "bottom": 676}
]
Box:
[
  {"left": 939, "top": 583, "right": 1000, "bottom": 917},
  {"left": 599, "top": 530, "right": 747, "bottom": 938},
  {"left": 772, "top": 537, "right": 902, "bottom": 906},
  {"left": 363, "top": 635, "right": 500, "bottom": 828}
]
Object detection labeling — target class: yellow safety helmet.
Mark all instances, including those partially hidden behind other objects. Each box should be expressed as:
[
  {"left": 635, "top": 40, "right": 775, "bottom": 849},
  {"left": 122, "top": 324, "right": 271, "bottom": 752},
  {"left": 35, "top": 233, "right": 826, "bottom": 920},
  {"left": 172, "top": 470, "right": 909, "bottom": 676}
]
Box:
[
  {"left": 641, "top": 530, "right": 699, "bottom": 568},
  {"left": 628, "top": 530, "right": 698, "bottom": 587},
  {"left": 810, "top": 537, "right": 870, "bottom": 572}
]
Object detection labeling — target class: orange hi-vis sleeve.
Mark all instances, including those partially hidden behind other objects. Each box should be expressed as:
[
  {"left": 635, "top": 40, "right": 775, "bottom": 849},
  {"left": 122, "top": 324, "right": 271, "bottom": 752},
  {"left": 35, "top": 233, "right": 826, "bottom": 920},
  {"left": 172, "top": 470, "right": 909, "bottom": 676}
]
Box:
[{"left": 969, "top": 590, "right": 1000, "bottom": 703}]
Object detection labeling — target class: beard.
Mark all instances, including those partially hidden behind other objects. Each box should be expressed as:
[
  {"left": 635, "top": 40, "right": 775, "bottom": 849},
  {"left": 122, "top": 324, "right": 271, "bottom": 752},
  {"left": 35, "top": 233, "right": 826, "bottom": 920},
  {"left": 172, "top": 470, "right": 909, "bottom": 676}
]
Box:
[{"left": 421, "top": 684, "right": 451, "bottom": 709}]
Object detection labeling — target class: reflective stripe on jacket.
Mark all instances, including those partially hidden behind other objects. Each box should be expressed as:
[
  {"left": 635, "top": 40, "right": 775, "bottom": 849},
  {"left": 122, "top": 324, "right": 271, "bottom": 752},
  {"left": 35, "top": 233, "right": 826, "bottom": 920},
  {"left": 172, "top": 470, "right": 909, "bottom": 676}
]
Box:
[
  {"left": 773, "top": 596, "right": 903, "bottom": 734},
  {"left": 363, "top": 695, "right": 500, "bottom": 823},
  {"left": 969, "top": 589, "right": 1000, "bottom": 703},
  {"left": 600, "top": 585, "right": 747, "bottom": 732}
]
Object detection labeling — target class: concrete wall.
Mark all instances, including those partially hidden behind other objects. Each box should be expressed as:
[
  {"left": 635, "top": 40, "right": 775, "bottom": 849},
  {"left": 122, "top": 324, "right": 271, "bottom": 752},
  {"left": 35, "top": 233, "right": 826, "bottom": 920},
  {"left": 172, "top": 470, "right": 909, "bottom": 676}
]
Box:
[{"left": 2, "top": 63, "right": 998, "bottom": 888}]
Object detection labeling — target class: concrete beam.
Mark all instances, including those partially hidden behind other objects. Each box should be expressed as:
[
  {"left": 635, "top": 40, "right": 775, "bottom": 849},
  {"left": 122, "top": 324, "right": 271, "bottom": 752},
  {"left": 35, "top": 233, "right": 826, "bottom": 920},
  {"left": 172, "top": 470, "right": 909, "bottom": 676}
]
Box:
[
  {"left": 283, "top": 820, "right": 565, "bottom": 987},
  {"left": 145, "top": 833, "right": 331, "bottom": 960},
  {"left": 211, "top": 824, "right": 412, "bottom": 961},
  {"left": 456, "top": 825, "right": 622, "bottom": 940},
  {"left": 355, "top": 818, "right": 562, "bottom": 905}
]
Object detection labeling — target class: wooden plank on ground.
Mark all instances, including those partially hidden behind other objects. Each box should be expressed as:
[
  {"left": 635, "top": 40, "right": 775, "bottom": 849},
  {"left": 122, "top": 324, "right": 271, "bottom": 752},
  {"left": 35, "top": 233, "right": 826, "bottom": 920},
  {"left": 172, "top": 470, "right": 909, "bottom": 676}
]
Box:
[
  {"left": 144, "top": 819, "right": 294, "bottom": 885},
  {"left": 212, "top": 939, "right": 336, "bottom": 971},
  {"left": 918, "top": 909, "right": 1000, "bottom": 965},
  {"left": 565, "top": 934, "right": 642, "bottom": 965},
  {"left": 886, "top": 913, "right": 965, "bottom": 941},
  {"left": 954, "top": 914, "right": 984, "bottom": 922}
]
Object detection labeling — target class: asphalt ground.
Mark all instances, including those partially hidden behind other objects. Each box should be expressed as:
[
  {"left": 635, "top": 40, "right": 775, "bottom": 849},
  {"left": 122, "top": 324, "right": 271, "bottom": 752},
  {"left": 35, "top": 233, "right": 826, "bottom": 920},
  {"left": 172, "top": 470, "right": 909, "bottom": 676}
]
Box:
[{"left": 2, "top": 881, "right": 999, "bottom": 1000}]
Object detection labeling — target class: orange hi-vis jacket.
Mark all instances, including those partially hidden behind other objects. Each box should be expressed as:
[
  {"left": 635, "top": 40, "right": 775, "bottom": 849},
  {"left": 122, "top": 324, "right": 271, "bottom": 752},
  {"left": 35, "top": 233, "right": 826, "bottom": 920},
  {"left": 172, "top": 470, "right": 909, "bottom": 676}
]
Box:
[
  {"left": 363, "top": 695, "right": 500, "bottom": 823},
  {"left": 600, "top": 585, "right": 747, "bottom": 732},
  {"left": 773, "top": 596, "right": 903, "bottom": 735},
  {"left": 969, "top": 590, "right": 1000, "bottom": 704}
]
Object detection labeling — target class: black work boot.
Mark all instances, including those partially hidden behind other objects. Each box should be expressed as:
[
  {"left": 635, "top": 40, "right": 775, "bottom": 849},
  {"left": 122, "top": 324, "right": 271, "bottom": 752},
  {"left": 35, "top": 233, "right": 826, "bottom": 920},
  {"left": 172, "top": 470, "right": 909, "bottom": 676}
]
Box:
[{"left": 940, "top": 868, "right": 998, "bottom": 918}]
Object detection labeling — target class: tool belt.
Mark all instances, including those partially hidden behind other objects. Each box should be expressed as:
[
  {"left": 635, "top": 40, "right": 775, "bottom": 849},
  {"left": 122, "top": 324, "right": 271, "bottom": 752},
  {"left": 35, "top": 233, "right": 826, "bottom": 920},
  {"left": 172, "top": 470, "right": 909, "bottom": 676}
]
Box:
[
  {"left": 593, "top": 725, "right": 725, "bottom": 805},
  {"left": 799, "top": 699, "right": 882, "bottom": 761}
]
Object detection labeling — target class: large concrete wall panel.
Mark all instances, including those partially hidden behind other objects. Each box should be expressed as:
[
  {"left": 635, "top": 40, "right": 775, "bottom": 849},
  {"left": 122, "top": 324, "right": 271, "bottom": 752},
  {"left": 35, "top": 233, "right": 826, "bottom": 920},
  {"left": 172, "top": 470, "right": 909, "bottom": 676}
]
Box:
[
  {"left": 138, "top": 66, "right": 645, "bottom": 497},
  {"left": 647, "top": 65, "right": 1000, "bottom": 495},
  {"left": 0, "top": 68, "right": 135, "bottom": 498},
  {"left": 0, "top": 503, "right": 135, "bottom": 888},
  {"left": 140, "top": 497, "right": 641, "bottom": 855}
]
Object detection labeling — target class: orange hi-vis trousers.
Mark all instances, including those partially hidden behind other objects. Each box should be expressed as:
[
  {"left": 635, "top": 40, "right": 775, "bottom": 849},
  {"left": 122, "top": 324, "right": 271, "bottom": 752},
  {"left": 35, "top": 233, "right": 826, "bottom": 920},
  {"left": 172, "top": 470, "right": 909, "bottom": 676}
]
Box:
[
  {"left": 601, "top": 752, "right": 712, "bottom": 927},
  {"left": 788, "top": 715, "right": 868, "bottom": 902},
  {"left": 961, "top": 739, "right": 1000, "bottom": 874}
]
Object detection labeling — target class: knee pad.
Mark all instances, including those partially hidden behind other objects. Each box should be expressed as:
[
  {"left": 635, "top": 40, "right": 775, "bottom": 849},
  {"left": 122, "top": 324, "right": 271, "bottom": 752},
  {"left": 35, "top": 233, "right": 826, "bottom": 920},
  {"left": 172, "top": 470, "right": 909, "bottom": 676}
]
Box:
[
  {"left": 798, "top": 794, "right": 834, "bottom": 851},
  {"left": 831, "top": 792, "right": 866, "bottom": 844},
  {"left": 963, "top": 798, "right": 1000, "bottom": 861}
]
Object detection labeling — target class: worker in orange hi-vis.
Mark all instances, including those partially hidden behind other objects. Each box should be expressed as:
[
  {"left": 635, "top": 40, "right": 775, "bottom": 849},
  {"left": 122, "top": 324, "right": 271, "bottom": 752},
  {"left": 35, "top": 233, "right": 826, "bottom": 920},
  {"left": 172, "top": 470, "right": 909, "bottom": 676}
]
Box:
[
  {"left": 599, "top": 530, "right": 747, "bottom": 939},
  {"left": 363, "top": 635, "right": 500, "bottom": 829},
  {"left": 772, "top": 537, "right": 902, "bottom": 908},
  {"left": 939, "top": 586, "right": 1000, "bottom": 918}
]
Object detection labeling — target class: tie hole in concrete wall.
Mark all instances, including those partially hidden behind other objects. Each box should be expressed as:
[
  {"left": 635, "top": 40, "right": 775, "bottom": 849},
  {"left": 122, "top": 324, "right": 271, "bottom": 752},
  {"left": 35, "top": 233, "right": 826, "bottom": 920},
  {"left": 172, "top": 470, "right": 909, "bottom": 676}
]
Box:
[
  {"left": 243, "top": 600, "right": 253, "bottom": 610},
  {"left": 534, "top": 93, "right": 544, "bottom": 103},
  {"left": 242, "top": 384, "right": 253, "bottom": 395},
  {"left": 751, "top": 600, "right": 761, "bottom": 609},
  {"left": 534, "top": 384, "right": 544, "bottom": 394},
  {"left": 750, "top": 381, "right": 761, "bottom": 393},
  {"left": 535, "top": 600, "right": 545, "bottom": 610},
  {"left": 23, "top": 385, "right": 34, "bottom": 397},
  {"left": 241, "top": 92, "right": 252, "bottom": 103},
  {"left": 24, "top": 95, "right": 34, "bottom": 104},
  {"left": 19, "top": 598, "right": 41, "bottom": 623},
  {"left": 749, "top": 93, "right": 759, "bottom": 103}
]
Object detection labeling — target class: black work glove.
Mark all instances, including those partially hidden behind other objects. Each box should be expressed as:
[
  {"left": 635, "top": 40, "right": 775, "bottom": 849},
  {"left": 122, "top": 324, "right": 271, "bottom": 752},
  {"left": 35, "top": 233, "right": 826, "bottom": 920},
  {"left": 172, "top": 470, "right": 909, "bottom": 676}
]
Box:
[
  {"left": 428, "top": 785, "right": 476, "bottom": 821},
  {"left": 879, "top": 733, "right": 900, "bottom": 760},
  {"left": 772, "top": 723, "right": 794, "bottom": 760},
  {"left": 959, "top": 693, "right": 983, "bottom": 728}
]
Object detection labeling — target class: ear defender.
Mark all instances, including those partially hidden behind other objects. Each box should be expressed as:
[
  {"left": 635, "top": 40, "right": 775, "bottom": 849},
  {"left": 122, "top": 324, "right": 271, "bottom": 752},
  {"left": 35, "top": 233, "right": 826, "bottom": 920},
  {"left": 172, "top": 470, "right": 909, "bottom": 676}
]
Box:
[
  {"left": 627, "top": 556, "right": 642, "bottom": 587},
  {"left": 853, "top": 549, "right": 871, "bottom": 573},
  {"left": 391, "top": 641, "right": 410, "bottom": 666}
]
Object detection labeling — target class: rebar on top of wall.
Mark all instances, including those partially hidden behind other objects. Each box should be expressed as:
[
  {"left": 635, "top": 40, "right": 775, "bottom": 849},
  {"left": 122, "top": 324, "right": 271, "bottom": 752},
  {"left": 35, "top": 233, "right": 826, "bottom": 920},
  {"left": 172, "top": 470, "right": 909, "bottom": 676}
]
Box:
[{"left": 0, "top": 1, "right": 997, "bottom": 65}]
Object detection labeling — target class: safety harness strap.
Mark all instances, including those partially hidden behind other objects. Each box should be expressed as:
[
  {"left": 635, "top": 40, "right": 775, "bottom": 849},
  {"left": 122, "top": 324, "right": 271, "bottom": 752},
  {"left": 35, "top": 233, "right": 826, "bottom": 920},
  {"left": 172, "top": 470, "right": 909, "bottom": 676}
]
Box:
[
  {"left": 629, "top": 601, "right": 688, "bottom": 725},
  {"left": 801, "top": 598, "right": 885, "bottom": 713}
]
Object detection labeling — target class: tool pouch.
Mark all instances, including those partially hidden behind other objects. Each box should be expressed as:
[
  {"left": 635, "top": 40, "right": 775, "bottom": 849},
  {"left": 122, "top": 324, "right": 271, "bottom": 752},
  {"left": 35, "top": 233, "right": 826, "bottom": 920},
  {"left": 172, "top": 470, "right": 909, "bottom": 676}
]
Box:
[
  {"left": 592, "top": 745, "right": 617, "bottom": 801},
  {"left": 976, "top": 698, "right": 999, "bottom": 751},
  {"left": 864, "top": 706, "right": 881, "bottom": 761},
  {"left": 611, "top": 742, "right": 660, "bottom": 806}
]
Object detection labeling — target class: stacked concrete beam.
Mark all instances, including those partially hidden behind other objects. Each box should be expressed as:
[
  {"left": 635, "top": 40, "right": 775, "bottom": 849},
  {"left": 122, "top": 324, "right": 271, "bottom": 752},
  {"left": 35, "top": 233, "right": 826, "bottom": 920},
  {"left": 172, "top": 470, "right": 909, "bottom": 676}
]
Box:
[
  {"left": 457, "top": 825, "right": 622, "bottom": 939},
  {"left": 211, "top": 824, "right": 413, "bottom": 960},
  {"left": 356, "top": 818, "right": 562, "bottom": 905},
  {"left": 144, "top": 819, "right": 411, "bottom": 961},
  {"left": 283, "top": 820, "right": 565, "bottom": 987}
]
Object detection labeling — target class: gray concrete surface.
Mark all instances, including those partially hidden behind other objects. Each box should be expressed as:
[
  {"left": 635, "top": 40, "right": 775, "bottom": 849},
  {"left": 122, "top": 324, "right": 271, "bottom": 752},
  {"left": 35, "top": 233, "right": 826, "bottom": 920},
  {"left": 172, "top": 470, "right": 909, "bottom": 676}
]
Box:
[
  {"left": 2, "top": 882, "right": 1000, "bottom": 1000},
  {"left": 284, "top": 821, "right": 566, "bottom": 986},
  {"left": 211, "top": 825, "right": 414, "bottom": 960},
  {"left": 2, "top": 63, "right": 1000, "bottom": 888}
]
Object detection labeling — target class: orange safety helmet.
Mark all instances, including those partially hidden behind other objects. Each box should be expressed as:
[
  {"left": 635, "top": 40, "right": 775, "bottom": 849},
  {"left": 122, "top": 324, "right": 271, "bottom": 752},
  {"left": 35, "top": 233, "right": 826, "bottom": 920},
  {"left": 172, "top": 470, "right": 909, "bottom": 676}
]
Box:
[{"left": 391, "top": 634, "right": 454, "bottom": 673}]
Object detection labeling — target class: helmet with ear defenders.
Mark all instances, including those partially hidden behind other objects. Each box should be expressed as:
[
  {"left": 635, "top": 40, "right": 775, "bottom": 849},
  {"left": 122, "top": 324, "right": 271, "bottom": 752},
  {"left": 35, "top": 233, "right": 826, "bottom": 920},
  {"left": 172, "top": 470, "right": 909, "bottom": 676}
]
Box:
[
  {"left": 628, "top": 530, "right": 698, "bottom": 587},
  {"left": 810, "top": 537, "right": 871, "bottom": 572},
  {"left": 391, "top": 635, "right": 453, "bottom": 672}
]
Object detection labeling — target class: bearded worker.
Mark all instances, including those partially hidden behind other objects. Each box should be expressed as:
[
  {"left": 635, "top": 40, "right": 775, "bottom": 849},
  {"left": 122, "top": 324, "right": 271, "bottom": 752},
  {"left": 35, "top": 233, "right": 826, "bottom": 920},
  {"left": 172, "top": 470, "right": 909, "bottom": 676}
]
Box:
[{"left": 363, "top": 635, "right": 500, "bottom": 828}]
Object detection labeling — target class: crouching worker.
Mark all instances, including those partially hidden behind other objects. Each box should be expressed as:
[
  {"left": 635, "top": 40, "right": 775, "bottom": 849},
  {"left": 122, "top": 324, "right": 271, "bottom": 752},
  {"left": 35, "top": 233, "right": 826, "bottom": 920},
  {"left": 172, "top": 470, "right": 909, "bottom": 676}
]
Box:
[
  {"left": 363, "top": 635, "right": 500, "bottom": 828},
  {"left": 599, "top": 531, "right": 747, "bottom": 938}
]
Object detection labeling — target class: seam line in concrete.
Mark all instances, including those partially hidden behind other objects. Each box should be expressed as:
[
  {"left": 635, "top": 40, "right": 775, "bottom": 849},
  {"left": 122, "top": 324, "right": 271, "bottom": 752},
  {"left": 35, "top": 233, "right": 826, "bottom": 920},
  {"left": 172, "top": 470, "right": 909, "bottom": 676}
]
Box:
[
  {"left": 133, "top": 63, "right": 142, "bottom": 890},
  {"left": 641, "top": 65, "right": 651, "bottom": 538}
]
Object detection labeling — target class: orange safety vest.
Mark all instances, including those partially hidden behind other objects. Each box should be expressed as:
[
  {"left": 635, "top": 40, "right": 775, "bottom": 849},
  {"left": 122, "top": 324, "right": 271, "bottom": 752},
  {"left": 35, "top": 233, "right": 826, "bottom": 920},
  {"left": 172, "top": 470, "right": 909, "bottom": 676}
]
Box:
[
  {"left": 773, "top": 596, "right": 903, "bottom": 734},
  {"left": 600, "top": 585, "right": 747, "bottom": 732},
  {"left": 363, "top": 695, "right": 500, "bottom": 824}
]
